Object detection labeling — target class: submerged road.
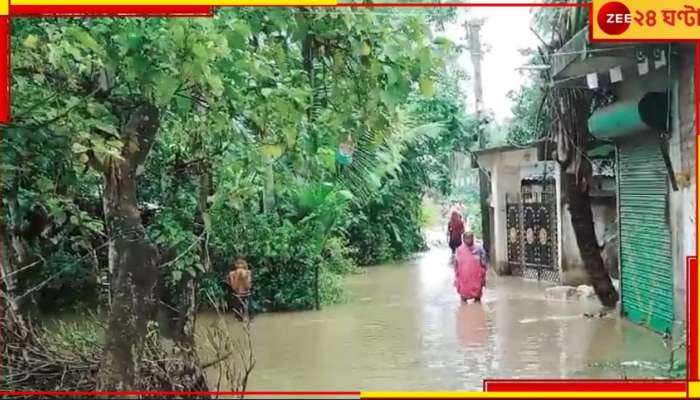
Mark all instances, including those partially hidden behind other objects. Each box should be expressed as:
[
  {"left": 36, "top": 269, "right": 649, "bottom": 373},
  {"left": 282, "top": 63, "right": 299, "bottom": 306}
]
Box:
[{"left": 200, "top": 228, "right": 673, "bottom": 391}]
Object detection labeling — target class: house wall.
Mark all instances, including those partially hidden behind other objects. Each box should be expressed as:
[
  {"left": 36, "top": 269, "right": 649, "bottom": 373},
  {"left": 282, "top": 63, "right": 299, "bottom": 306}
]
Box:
[
  {"left": 477, "top": 148, "right": 538, "bottom": 275},
  {"left": 560, "top": 195, "right": 618, "bottom": 286},
  {"left": 668, "top": 46, "right": 696, "bottom": 341}
]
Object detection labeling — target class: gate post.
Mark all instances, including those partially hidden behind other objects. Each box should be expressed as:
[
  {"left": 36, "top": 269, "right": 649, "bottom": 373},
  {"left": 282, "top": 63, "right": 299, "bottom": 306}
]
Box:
[
  {"left": 518, "top": 193, "right": 525, "bottom": 275},
  {"left": 550, "top": 193, "right": 559, "bottom": 283}
]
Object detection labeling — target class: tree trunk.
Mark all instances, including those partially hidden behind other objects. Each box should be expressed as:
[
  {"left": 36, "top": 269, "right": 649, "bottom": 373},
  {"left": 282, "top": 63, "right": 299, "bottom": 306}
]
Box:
[
  {"left": 563, "top": 170, "right": 618, "bottom": 307},
  {"left": 478, "top": 169, "right": 491, "bottom": 257},
  {"left": 0, "top": 225, "right": 28, "bottom": 336},
  {"left": 554, "top": 88, "right": 619, "bottom": 308},
  {"left": 174, "top": 164, "right": 211, "bottom": 346},
  {"left": 96, "top": 103, "right": 161, "bottom": 390}
]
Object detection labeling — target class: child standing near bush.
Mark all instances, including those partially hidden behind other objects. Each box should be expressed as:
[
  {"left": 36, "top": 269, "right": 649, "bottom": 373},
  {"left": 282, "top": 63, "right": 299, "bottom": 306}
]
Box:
[{"left": 228, "top": 258, "right": 252, "bottom": 320}]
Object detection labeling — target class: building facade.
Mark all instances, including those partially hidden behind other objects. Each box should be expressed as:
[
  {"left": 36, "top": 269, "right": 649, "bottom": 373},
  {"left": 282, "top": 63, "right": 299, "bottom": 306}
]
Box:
[
  {"left": 474, "top": 142, "right": 617, "bottom": 287},
  {"left": 552, "top": 35, "right": 696, "bottom": 338}
]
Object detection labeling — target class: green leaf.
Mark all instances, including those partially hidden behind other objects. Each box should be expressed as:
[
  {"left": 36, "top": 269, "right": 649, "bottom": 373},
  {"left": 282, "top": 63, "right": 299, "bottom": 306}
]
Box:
[
  {"left": 380, "top": 90, "right": 396, "bottom": 111},
  {"left": 360, "top": 41, "right": 371, "bottom": 56},
  {"left": 207, "top": 75, "right": 224, "bottom": 97},
  {"left": 172, "top": 269, "right": 182, "bottom": 282},
  {"left": 154, "top": 74, "right": 180, "bottom": 106},
  {"left": 53, "top": 210, "right": 67, "bottom": 226},
  {"left": 420, "top": 75, "right": 434, "bottom": 97},
  {"left": 337, "top": 190, "right": 354, "bottom": 201},
  {"left": 23, "top": 35, "right": 39, "bottom": 49},
  {"left": 36, "top": 177, "right": 54, "bottom": 193},
  {"left": 125, "top": 33, "right": 143, "bottom": 52},
  {"left": 261, "top": 88, "right": 273, "bottom": 97},
  {"left": 89, "top": 119, "right": 118, "bottom": 136},
  {"left": 383, "top": 43, "right": 401, "bottom": 62},
  {"left": 385, "top": 67, "right": 398, "bottom": 85},
  {"left": 285, "top": 128, "right": 298, "bottom": 148},
  {"left": 261, "top": 144, "right": 284, "bottom": 160},
  {"left": 233, "top": 20, "right": 252, "bottom": 39},
  {"left": 195, "top": 262, "right": 206, "bottom": 273},
  {"left": 318, "top": 147, "right": 335, "bottom": 171},
  {"left": 72, "top": 143, "right": 89, "bottom": 153},
  {"left": 192, "top": 43, "right": 209, "bottom": 62},
  {"left": 68, "top": 28, "right": 105, "bottom": 56},
  {"left": 433, "top": 37, "right": 451, "bottom": 47},
  {"left": 228, "top": 23, "right": 250, "bottom": 50},
  {"left": 171, "top": 22, "right": 186, "bottom": 46},
  {"left": 418, "top": 46, "right": 432, "bottom": 71}
]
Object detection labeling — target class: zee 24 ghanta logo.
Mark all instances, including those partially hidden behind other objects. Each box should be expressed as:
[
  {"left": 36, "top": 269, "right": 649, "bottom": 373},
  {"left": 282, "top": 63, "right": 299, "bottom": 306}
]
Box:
[{"left": 597, "top": 1, "right": 700, "bottom": 35}]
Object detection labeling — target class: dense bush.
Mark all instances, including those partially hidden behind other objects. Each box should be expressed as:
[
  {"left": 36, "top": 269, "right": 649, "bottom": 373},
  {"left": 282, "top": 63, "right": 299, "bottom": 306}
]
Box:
[
  {"left": 4, "top": 10, "right": 478, "bottom": 315},
  {"left": 346, "top": 180, "right": 428, "bottom": 265}
]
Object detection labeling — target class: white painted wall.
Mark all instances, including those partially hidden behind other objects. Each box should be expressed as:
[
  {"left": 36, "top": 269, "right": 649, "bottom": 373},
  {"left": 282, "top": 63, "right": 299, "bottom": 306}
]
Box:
[
  {"left": 669, "top": 68, "right": 696, "bottom": 340},
  {"left": 477, "top": 147, "right": 537, "bottom": 274},
  {"left": 559, "top": 197, "right": 617, "bottom": 286}
]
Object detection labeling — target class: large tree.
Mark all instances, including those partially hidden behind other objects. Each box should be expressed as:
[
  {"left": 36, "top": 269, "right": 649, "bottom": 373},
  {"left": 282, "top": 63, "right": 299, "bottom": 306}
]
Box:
[
  {"left": 8, "top": 16, "right": 241, "bottom": 389},
  {"left": 533, "top": 3, "right": 619, "bottom": 307},
  {"left": 6, "top": 9, "right": 466, "bottom": 389}
]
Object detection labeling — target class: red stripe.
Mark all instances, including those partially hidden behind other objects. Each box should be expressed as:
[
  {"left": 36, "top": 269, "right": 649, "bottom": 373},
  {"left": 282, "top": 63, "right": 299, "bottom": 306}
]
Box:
[
  {"left": 0, "top": 15, "right": 8, "bottom": 124},
  {"left": 484, "top": 380, "right": 687, "bottom": 392},
  {"left": 689, "top": 257, "right": 698, "bottom": 379},
  {"left": 590, "top": 38, "right": 700, "bottom": 43},
  {"left": 0, "top": 392, "right": 360, "bottom": 396},
  {"left": 335, "top": 2, "right": 586, "bottom": 7},
  {"left": 11, "top": 5, "right": 212, "bottom": 16},
  {"left": 695, "top": 43, "right": 700, "bottom": 136},
  {"left": 587, "top": 4, "right": 593, "bottom": 43}
]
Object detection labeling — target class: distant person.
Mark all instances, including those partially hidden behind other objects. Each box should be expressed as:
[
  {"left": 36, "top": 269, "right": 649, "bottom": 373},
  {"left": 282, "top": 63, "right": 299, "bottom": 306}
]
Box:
[
  {"left": 447, "top": 210, "right": 465, "bottom": 255},
  {"left": 453, "top": 231, "right": 487, "bottom": 303},
  {"left": 228, "top": 258, "right": 252, "bottom": 320}
]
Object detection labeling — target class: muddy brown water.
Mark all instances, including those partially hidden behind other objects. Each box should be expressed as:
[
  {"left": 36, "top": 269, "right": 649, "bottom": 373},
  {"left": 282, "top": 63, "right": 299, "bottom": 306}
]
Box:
[
  {"left": 42, "top": 229, "right": 676, "bottom": 391},
  {"left": 198, "top": 231, "right": 675, "bottom": 391}
]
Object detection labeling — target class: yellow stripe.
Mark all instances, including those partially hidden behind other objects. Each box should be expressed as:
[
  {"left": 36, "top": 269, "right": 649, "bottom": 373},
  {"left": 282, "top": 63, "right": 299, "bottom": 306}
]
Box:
[
  {"left": 11, "top": 0, "right": 336, "bottom": 5},
  {"left": 0, "top": 0, "right": 7, "bottom": 15},
  {"left": 360, "top": 392, "right": 687, "bottom": 399},
  {"left": 689, "top": 381, "right": 700, "bottom": 398}
]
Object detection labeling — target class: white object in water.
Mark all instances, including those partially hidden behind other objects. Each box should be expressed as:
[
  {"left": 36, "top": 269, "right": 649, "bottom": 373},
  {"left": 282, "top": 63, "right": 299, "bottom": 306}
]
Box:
[{"left": 545, "top": 286, "right": 578, "bottom": 301}]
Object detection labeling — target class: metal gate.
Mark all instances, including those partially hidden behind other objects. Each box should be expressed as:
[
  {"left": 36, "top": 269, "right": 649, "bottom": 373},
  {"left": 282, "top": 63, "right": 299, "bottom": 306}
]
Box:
[{"left": 506, "top": 191, "right": 559, "bottom": 282}]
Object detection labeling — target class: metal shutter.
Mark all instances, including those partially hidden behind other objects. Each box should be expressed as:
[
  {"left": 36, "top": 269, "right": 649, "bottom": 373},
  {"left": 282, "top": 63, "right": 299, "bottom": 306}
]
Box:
[{"left": 618, "top": 134, "right": 674, "bottom": 334}]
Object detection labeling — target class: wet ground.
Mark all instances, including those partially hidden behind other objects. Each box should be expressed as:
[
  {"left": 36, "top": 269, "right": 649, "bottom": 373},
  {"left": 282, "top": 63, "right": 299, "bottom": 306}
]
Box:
[{"left": 199, "top": 228, "right": 675, "bottom": 391}]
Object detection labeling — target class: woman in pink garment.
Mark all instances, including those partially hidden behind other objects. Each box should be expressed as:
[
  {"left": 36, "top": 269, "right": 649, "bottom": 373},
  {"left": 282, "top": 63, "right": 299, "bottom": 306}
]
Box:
[{"left": 454, "top": 231, "right": 488, "bottom": 303}]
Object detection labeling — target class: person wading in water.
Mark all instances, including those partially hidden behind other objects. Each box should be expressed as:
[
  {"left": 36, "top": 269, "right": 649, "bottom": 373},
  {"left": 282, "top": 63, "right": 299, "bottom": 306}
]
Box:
[
  {"left": 454, "top": 231, "right": 488, "bottom": 303},
  {"left": 228, "top": 258, "right": 252, "bottom": 320},
  {"left": 447, "top": 210, "right": 465, "bottom": 256}
]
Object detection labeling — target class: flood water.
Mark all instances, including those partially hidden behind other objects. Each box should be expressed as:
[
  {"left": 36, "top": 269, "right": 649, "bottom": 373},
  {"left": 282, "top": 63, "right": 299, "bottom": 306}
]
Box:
[{"left": 198, "top": 229, "right": 676, "bottom": 391}]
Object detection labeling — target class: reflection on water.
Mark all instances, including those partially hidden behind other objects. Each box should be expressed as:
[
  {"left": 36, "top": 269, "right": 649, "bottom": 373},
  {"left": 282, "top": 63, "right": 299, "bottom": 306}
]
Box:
[{"left": 198, "top": 233, "right": 674, "bottom": 391}]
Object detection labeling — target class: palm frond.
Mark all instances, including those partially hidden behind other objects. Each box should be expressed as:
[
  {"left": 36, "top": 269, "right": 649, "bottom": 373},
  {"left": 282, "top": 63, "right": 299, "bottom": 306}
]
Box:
[{"left": 337, "top": 107, "right": 444, "bottom": 205}]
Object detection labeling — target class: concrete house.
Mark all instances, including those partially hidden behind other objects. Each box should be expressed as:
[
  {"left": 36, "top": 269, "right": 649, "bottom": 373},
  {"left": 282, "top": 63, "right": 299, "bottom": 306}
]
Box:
[
  {"left": 474, "top": 140, "right": 617, "bottom": 286},
  {"left": 551, "top": 30, "right": 696, "bottom": 338}
]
